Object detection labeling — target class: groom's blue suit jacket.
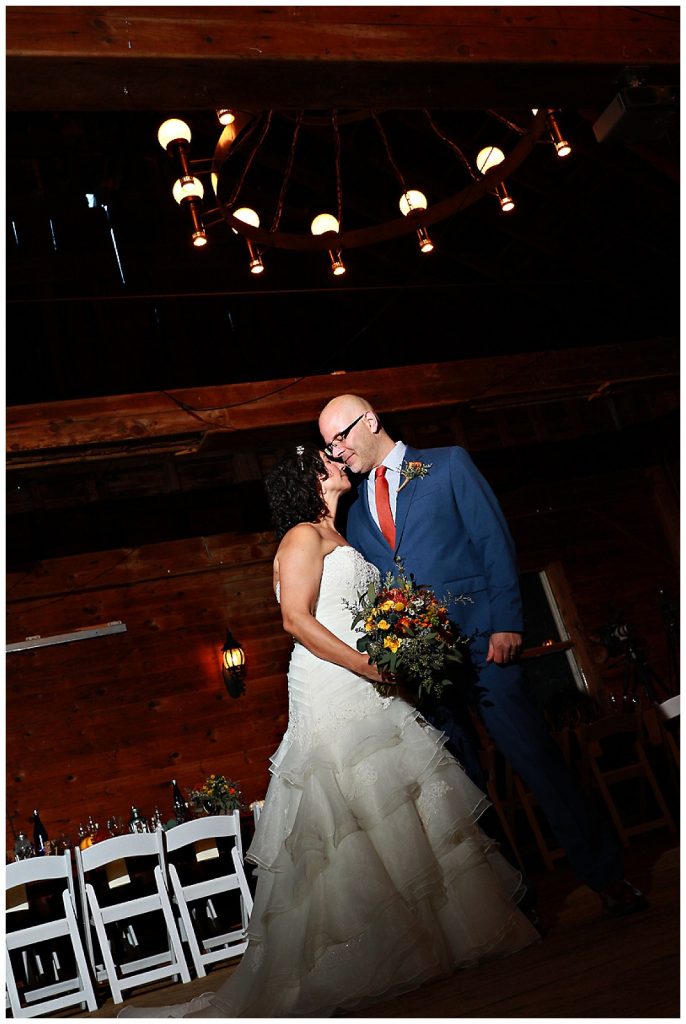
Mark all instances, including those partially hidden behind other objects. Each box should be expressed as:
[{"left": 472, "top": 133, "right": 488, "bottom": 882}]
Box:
[
  {"left": 345, "top": 445, "right": 523, "bottom": 649},
  {"left": 347, "top": 445, "right": 624, "bottom": 891}
]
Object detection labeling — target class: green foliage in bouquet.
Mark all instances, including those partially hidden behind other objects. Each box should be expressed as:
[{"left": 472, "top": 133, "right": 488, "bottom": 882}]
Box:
[{"left": 346, "top": 563, "right": 472, "bottom": 699}]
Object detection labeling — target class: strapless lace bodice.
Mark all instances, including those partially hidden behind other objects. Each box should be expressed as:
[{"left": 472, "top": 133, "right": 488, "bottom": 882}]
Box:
[
  {"left": 273, "top": 546, "right": 386, "bottom": 754},
  {"left": 275, "top": 544, "right": 379, "bottom": 623},
  {"left": 313, "top": 545, "right": 379, "bottom": 635}
]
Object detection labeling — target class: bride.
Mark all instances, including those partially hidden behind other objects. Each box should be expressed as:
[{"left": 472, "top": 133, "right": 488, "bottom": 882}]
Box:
[{"left": 120, "top": 444, "right": 538, "bottom": 1019}]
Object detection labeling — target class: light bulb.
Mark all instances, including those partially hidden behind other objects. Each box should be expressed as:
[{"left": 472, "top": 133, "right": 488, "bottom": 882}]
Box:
[
  {"left": 399, "top": 190, "right": 428, "bottom": 216},
  {"left": 192, "top": 230, "right": 208, "bottom": 247},
  {"left": 157, "top": 118, "right": 191, "bottom": 150},
  {"left": 329, "top": 251, "right": 346, "bottom": 276},
  {"left": 245, "top": 239, "right": 265, "bottom": 274},
  {"left": 311, "top": 213, "right": 339, "bottom": 236},
  {"left": 173, "top": 177, "right": 204, "bottom": 204},
  {"left": 232, "top": 207, "right": 260, "bottom": 233},
  {"left": 476, "top": 146, "right": 505, "bottom": 174},
  {"left": 216, "top": 108, "right": 236, "bottom": 126},
  {"left": 498, "top": 189, "right": 515, "bottom": 213},
  {"left": 416, "top": 225, "right": 434, "bottom": 253},
  {"left": 546, "top": 112, "right": 572, "bottom": 158}
]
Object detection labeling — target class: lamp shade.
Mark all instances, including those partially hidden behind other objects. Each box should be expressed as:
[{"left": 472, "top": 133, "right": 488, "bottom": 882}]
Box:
[
  {"left": 173, "top": 177, "right": 204, "bottom": 203},
  {"left": 311, "top": 213, "right": 339, "bottom": 236},
  {"left": 476, "top": 146, "right": 506, "bottom": 174},
  {"left": 223, "top": 644, "right": 245, "bottom": 672},
  {"left": 158, "top": 118, "right": 192, "bottom": 150},
  {"left": 399, "top": 190, "right": 428, "bottom": 216},
  {"left": 232, "top": 207, "right": 260, "bottom": 228},
  {"left": 222, "top": 628, "right": 246, "bottom": 698}
]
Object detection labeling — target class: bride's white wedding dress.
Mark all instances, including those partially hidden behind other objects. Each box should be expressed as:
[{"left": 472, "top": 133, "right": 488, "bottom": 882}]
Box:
[{"left": 119, "top": 546, "right": 538, "bottom": 1019}]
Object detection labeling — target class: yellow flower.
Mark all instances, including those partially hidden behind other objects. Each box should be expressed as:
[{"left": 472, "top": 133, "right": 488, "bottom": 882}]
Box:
[
  {"left": 380, "top": 599, "right": 394, "bottom": 612},
  {"left": 383, "top": 635, "right": 401, "bottom": 652},
  {"left": 377, "top": 619, "right": 391, "bottom": 630},
  {"left": 364, "top": 619, "right": 375, "bottom": 632},
  {"left": 393, "top": 601, "right": 405, "bottom": 612}
]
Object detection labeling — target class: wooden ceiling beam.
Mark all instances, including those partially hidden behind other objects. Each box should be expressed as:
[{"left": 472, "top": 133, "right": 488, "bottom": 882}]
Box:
[
  {"left": 7, "top": 6, "right": 679, "bottom": 111},
  {"left": 6, "top": 338, "right": 678, "bottom": 468}
]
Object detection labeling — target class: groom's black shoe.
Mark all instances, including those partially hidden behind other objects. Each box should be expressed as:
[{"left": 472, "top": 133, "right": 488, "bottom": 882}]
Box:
[{"left": 598, "top": 879, "right": 649, "bottom": 917}]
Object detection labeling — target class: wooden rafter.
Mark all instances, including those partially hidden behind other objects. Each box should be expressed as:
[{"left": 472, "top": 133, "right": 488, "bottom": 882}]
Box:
[
  {"left": 6, "top": 6, "right": 679, "bottom": 111},
  {"left": 6, "top": 338, "right": 678, "bottom": 468}
]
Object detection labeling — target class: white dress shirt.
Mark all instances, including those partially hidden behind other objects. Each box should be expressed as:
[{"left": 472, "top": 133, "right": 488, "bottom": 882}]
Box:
[{"left": 366, "top": 441, "right": 406, "bottom": 530}]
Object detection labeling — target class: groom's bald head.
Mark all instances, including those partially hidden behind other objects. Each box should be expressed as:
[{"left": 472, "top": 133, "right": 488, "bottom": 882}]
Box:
[{"left": 319, "top": 394, "right": 395, "bottom": 474}]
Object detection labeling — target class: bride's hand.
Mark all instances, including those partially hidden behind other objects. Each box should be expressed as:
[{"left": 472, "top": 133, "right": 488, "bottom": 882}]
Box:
[{"left": 361, "top": 658, "right": 397, "bottom": 686}]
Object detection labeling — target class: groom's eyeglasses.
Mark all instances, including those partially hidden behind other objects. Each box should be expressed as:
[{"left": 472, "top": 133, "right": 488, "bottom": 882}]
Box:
[{"left": 323, "top": 413, "right": 365, "bottom": 457}]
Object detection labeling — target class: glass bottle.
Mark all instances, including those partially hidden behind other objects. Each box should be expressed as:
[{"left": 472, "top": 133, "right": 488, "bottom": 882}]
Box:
[
  {"left": 14, "top": 830, "right": 34, "bottom": 860},
  {"left": 171, "top": 779, "right": 189, "bottom": 824},
  {"left": 32, "top": 809, "right": 49, "bottom": 855},
  {"left": 150, "top": 806, "right": 165, "bottom": 832},
  {"left": 128, "top": 805, "right": 148, "bottom": 833}
]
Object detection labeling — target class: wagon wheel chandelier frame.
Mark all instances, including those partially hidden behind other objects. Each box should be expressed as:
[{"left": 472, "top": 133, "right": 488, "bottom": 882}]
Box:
[{"left": 157, "top": 107, "right": 570, "bottom": 276}]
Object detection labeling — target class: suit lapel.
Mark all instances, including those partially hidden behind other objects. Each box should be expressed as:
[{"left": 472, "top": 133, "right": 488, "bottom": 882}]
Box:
[{"left": 393, "top": 446, "right": 422, "bottom": 550}]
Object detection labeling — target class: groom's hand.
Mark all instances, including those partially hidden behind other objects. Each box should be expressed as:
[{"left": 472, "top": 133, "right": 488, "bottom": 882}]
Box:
[{"left": 487, "top": 631, "right": 523, "bottom": 666}]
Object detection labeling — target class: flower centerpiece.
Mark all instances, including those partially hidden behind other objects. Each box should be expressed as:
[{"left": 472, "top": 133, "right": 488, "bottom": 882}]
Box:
[
  {"left": 188, "top": 774, "right": 245, "bottom": 816},
  {"left": 346, "top": 562, "right": 472, "bottom": 699}
]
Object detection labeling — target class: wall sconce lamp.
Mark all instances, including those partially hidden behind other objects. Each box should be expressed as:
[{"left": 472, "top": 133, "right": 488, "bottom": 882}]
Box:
[
  {"left": 476, "top": 146, "right": 515, "bottom": 213},
  {"left": 172, "top": 176, "right": 207, "bottom": 247},
  {"left": 398, "top": 189, "right": 434, "bottom": 253},
  {"left": 231, "top": 207, "right": 265, "bottom": 273},
  {"left": 310, "top": 213, "right": 347, "bottom": 276},
  {"left": 222, "top": 629, "right": 246, "bottom": 698}
]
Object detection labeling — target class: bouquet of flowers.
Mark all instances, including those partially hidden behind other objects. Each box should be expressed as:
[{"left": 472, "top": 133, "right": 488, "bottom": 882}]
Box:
[
  {"left": 188, "top": 774, "right": 244, "bottom": 816},
  {"left": 346, "top": 563, "right": 471, "bottom": 699}
]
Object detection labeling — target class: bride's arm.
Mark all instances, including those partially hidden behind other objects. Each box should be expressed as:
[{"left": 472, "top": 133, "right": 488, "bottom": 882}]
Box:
[{"left": 277, "top": 525, "right": 383, "bottom": 683}]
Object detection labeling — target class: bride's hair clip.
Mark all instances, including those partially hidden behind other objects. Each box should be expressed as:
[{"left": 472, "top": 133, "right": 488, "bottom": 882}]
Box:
[{"left": 295, "top": 445, "right": 305, "bottom": 456}]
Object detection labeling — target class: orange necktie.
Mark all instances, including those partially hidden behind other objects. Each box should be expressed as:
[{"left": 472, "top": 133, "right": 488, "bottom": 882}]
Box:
[{"left": 374, "top": 466, "right": 396, "bottom": 549}]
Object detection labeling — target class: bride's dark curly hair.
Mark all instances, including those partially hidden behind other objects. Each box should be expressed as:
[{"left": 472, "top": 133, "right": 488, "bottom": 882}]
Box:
[{"left": 264, "top": 443, "right": 329, "bottom": 539}]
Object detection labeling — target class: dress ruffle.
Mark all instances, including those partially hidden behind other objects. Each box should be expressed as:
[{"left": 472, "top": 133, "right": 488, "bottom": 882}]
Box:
[{"left": 205, "top": 700, "right": 538, "bottom": 1018}]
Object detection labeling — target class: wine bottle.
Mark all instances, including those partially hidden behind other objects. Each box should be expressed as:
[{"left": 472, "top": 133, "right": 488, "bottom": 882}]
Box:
[
  {"left": 171, "top": 779, "right": 189, "bottom": 824},
  {"left": 128, "top": 805, "right": 148, "bottom": 833},
  {"left": 32, "top": 809, "right": 49, "bottom": 855}
]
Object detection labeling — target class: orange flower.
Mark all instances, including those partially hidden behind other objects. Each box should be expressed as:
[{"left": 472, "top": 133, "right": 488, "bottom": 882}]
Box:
[{"left": 383, "top": 635, "right": 401, "bottom": 653}]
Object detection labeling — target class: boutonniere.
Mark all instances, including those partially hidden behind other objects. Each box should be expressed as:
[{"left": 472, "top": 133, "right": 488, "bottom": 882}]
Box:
[{"left": 397, "top": 460, "right": 432, "bottom": 492}]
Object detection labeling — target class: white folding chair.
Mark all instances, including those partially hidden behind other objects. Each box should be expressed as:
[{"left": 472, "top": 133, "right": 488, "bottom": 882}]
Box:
[
  {"left": 5, "top": 850, "right": 98, "bottom": 1018},
  {"left": 250, "top": 800, "right": 265, "bottom": 827},
  {"left": 74, "top": 830, "right": 190, "bottom": 1004},
  {"left": 164, "top": 812, "right": 253, "bottom": 978}
]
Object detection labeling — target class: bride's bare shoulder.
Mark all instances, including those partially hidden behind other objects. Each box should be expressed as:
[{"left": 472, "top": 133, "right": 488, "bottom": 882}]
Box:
[
  {"left": 278, "top": 522, "right": 322, "bottom": 552},
  {"left": 274, "top": 523, "right": 323, "bottom": 574}
]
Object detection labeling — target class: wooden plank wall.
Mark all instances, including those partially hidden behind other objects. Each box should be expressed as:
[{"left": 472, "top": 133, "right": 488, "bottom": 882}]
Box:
[
  {"left": 6, "top": 532, "right": 286, "bottom": 847},
  {"left": 6, "top": 395, "right": 678, "bottom": 853}
]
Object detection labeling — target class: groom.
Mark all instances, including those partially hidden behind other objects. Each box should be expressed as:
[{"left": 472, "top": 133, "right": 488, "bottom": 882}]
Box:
[{"left": 319, "top": 393, "right": 647, "bottom": 917}]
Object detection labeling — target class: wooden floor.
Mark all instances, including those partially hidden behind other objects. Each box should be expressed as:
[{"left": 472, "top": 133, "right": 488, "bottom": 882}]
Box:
[{"left": 70, "top": 831, "right": 679, "bottom": 1019}]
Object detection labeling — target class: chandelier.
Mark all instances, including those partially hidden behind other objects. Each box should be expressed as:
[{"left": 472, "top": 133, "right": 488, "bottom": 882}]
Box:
[{"left": 157, "top": 107, "right": 571, "bottom": 278}]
